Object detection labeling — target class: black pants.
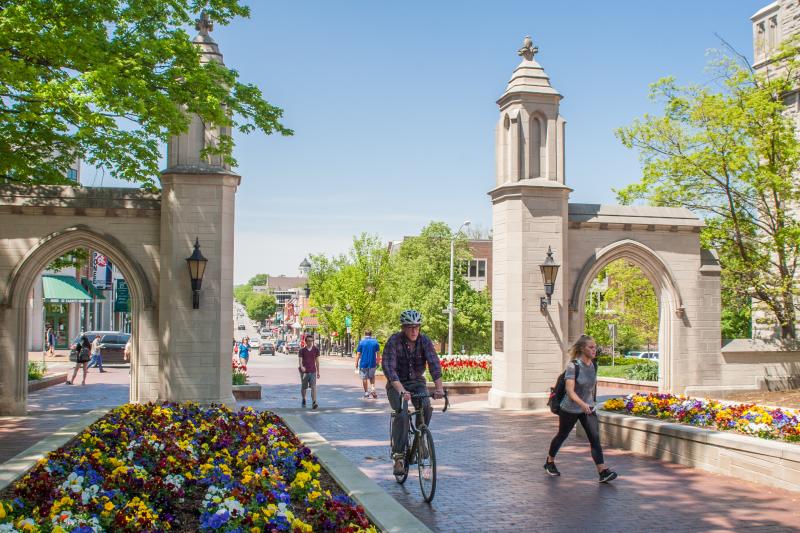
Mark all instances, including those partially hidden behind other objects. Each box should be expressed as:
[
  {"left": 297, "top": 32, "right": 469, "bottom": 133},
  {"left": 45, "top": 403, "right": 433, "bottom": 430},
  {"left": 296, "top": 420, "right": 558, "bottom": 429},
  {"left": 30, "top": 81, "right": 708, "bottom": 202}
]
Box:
[
  {"left": 387, "top": 379, "right": 431, "bottom": 455},
  {"left": 548, "top": 411, "right": 605, "bottom": 465}
]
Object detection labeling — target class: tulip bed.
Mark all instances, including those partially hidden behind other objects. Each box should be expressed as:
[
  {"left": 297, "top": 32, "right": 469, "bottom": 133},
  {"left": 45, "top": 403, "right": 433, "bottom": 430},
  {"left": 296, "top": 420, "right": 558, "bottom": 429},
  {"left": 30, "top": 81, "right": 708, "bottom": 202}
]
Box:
[
  {"left": 603, "top": 393, "right": 800, "bottom": 442},
  {"left": 0, "top": 403, "right": 377, "bottom": 532},
  {"left": 437, "top": 355, "right": 491, "bottom": 382}
]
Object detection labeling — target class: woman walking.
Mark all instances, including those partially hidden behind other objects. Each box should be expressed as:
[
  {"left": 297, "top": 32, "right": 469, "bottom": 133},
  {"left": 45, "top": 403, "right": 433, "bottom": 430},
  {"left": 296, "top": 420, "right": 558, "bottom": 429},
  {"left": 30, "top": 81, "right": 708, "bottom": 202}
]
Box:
[
  {"left": 66, "top": 336, "right": 91, "bottom": 385},
  {"left": 544, "top": 334, "right": 617, "bottom": 483}
]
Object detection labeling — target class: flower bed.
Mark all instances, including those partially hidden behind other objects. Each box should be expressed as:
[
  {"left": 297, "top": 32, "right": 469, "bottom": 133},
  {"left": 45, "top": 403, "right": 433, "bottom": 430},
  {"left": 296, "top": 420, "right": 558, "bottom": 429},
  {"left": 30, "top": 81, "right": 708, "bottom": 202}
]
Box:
[
  {"left": 0, "top": 403, "right": 376, "bottom": 532},
  {"left": 438, "top": 354, "right": 491, "bottom": 382},
  {"left": 603, "top": 393, "right": 800, "bottom": 442},
  {"left": 232, "top": 359, "right": 248, "bottom": 386}
]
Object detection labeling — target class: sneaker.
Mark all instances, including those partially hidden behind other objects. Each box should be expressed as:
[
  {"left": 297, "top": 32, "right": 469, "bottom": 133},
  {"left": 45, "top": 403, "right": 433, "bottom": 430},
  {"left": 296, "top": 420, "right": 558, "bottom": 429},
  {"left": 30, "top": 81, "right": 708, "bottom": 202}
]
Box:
[
  {"left": 99, "top": 370, "right": 106, "bottom": 373},
  {"left": 363, "top": 392, "right": 370, "bottom": 399},
  {"left": 65, "top": 380, "right": 72, "bottom": 385},
  {"left": 312, "top": 402, "right": 318, "bottom": 410},
  {"left": 422, "top": 466, "right": 433, "bottom": 480},
  {"left": 393, "top": 456, "right": 405, "bottom": 475},
  {"left": 301, "top": 399, "right": 306, "bottom": 408},
  {"left": 543, "top": 461, "right": 560, "bottom": 477},
  {"left": 370, "top": 390, "right": 378, "bottom": 399},
  {"left": 598, "top": 469, "right": 617, "bottom": 483}
]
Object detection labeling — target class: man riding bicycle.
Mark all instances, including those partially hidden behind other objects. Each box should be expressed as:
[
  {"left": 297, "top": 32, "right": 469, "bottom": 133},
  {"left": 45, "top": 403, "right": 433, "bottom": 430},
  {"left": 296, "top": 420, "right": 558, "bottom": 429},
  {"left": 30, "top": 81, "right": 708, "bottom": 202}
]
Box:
[{"left": 382, "top": 309, "right": 445, "bottom": 476}]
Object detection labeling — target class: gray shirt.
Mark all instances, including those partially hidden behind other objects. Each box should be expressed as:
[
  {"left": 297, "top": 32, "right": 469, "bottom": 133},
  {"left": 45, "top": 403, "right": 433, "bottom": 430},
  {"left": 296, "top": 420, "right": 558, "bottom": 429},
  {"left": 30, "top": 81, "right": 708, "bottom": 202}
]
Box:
[{"left": 559, "top": 359, "right": 597, "bottom": 414}]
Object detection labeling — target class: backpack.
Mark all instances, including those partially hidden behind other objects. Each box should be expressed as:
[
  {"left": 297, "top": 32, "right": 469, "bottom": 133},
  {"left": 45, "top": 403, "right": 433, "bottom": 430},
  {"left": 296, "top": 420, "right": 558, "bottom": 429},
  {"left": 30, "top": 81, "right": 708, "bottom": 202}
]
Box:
[{"left": 547, "top": 361, "right": 580, "bottom": 415}]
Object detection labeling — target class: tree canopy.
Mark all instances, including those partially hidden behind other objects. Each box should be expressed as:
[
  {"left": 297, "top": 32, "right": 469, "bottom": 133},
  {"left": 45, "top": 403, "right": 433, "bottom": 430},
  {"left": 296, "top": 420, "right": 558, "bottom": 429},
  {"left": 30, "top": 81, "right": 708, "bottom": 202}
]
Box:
[
  {"left": 616, "top": 39, "right": 800, "bottom": 339},
  {"left": 0, "top": 0, "right": 291, "bottom": 188},
  {"left": 244, "top": 292, "right": 276, "bottom": 323}
]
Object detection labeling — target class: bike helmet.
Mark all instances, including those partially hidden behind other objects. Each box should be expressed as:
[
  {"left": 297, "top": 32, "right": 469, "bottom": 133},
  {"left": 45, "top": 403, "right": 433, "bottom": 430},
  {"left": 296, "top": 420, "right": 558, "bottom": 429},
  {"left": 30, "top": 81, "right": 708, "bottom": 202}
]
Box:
[{"left": 399, "top": 309, "right": 423, "bottom": 326}]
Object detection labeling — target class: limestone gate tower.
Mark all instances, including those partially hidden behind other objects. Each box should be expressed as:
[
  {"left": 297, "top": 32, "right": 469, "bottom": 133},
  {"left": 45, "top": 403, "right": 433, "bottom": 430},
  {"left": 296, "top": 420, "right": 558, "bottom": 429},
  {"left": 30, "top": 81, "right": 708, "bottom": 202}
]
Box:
[
  {"left": 158, "top": 13, "right": 239, "bottom": 405},
  {"left": 489, "top": 37, "right": 570, "bottom": 409}
]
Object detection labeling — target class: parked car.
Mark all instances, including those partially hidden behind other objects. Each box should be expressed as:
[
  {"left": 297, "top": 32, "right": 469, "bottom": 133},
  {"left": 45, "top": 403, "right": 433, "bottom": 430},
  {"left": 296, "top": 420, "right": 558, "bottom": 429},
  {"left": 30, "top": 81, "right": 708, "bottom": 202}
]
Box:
[
  {"left": 639, "top": 351, "right": 659, "bottom": 360},
  {"left": 69, "top": 331, "right": 131, "bottom": 364},
  {"left": 237, "top": 324, "right": 246, "bottom": 330},
  {"left": 626, "top": 351, "right": 642, "bottom": 358},
  {"left": 248, "top": 338, "right": 260, "bottom": 348},
  {"left": 259, "top": 342, "right": 275, "bottom": 356},
  {"left": 286, "top": 341, "right": 301, "bottom": 354}
]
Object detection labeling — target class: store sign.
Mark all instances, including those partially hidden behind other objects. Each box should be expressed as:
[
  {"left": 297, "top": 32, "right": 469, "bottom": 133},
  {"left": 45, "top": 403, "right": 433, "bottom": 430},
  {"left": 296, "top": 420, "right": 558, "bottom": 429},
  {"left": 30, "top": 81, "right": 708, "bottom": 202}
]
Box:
[
  {"left": 92, "top": 252, "right": 112, "bottom": 290},
  {"left": 114, "top": 279, "right": 130, "bottom": 312}
]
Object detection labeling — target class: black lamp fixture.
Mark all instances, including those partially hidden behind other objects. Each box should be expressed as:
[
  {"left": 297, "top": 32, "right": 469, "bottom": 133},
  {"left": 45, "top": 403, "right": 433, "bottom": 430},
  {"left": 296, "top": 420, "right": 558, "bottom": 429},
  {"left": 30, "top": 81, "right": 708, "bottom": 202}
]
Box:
[
  {"left": 539, "top": 246, "right": 560, "bottom": 312},
  {"left": 186, "top": 237, "right": 208, "bottom": 310},
  {"left": 303, "top": 283, "right": 311, "bottom": 298}
]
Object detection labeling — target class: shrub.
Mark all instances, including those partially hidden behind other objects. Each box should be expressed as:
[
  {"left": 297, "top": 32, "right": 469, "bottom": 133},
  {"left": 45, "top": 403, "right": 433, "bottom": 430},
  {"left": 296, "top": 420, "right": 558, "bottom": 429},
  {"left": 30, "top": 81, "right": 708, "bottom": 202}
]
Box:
[
  {"left": 624, "top": 360, "right": 658, "bottom": 381},
  {"left": 27, "top": 361, "right": 46, "bottom": 381},
  {"left": 596, "top": 355, "right": 639, "bottom": 366}
]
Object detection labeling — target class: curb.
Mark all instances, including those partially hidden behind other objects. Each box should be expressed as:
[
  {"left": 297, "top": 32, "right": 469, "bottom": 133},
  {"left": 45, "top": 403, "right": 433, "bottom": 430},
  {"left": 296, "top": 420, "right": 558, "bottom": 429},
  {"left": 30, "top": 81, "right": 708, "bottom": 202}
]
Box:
[
  {"left": 278, "top": 412, "right": 432, "bottom": 533},
  {"left": 0, "top": 408, "right": 110, "bottom": 493}
]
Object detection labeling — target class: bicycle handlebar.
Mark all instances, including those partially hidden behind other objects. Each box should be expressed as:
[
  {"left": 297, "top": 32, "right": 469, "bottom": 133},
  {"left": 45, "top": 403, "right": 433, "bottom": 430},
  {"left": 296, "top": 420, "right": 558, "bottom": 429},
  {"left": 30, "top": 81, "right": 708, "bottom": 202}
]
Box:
[{"left": 404, "top": 389, "right": 450, "bottom": 413}]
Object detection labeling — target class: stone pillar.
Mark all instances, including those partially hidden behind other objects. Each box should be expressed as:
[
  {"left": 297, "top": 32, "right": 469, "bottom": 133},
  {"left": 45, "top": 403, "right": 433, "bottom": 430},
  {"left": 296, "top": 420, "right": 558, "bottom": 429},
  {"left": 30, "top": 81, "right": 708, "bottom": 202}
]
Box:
[
  {"left": 489, "top": 180, "right": 571, "bottom": 409},
  {"left": 158, "top": 170, "right": 238, "bottom": 406},
  {"left": 157, "top": 11, "right": 238, "bottom": 406}
]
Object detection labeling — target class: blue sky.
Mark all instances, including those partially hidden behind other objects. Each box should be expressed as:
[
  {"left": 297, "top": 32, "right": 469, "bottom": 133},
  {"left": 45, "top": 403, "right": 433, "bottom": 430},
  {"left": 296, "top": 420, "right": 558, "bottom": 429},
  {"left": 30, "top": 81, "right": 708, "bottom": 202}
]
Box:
[{"left": 87, "top": 1, "right": 768, "bottom": 283}]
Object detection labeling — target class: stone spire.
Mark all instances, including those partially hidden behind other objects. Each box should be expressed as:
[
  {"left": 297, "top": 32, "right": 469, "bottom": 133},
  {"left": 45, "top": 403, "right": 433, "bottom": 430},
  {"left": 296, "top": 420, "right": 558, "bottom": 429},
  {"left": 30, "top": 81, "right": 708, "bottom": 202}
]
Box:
[
  {"left": 502, "top": 35, "right": 560, "bottom": 98},
  {"left": 192, "top": 10, "right": 224, "bottom": 66}
]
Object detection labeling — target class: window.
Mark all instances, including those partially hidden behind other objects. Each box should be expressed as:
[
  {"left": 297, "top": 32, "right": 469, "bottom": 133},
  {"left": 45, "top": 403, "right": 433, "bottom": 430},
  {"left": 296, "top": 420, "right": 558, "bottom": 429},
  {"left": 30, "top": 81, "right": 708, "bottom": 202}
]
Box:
[
  {"left": 67, "top": 168, "right": 78, "bottom": 181},
  {"left": 468, "top": 259, "right": 487, "bottom": 278}
]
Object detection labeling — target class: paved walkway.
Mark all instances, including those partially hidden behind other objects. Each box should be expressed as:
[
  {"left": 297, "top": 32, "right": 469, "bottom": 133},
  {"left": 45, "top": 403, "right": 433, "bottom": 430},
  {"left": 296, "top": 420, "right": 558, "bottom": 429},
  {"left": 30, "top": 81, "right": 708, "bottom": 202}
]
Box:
[{"left": 2, "top": 353, "right": 799, "bottom": 532}]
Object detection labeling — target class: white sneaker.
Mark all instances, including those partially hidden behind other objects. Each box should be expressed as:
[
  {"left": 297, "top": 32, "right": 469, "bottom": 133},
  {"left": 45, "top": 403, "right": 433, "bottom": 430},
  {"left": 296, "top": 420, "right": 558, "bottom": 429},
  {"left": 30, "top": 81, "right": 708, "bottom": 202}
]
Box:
[
  {"left": 422, "top": 466, "right": 432, "bottom": 480},
  {"left": 362, "top": 392, "right": 370, "bottom": 399}
]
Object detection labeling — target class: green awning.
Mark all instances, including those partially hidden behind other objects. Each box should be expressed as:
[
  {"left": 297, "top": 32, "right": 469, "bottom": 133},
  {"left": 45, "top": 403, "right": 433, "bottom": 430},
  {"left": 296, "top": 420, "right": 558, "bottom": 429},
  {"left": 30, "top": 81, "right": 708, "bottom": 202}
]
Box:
[
  {"left": 42, "top": 275, "right": 93, "bottom": 303},
  {"left": 80, "top": 277, "right": 106, "bottom": 300}
]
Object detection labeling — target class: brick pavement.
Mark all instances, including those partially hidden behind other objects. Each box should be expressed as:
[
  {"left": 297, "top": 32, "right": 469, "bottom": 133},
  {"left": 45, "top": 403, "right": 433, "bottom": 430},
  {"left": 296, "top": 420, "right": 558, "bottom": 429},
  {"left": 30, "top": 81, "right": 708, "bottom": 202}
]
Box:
[{"left": 3, "top": 353, "right": 799, "bottom": 532}]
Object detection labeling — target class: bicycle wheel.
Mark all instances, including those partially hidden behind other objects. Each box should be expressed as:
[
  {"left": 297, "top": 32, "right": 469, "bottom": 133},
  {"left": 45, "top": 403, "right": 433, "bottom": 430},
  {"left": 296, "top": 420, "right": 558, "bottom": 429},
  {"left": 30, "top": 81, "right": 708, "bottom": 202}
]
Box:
[{"left": 416, "top": 427, "right": 437, "bottom": 502}]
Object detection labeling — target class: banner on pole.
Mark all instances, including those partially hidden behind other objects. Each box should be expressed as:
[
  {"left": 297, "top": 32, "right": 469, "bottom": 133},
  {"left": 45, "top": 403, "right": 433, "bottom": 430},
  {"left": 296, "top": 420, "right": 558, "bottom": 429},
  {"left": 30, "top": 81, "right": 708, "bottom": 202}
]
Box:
[{"left": 114, "top": 279, "right": 130, "bottom": 313}]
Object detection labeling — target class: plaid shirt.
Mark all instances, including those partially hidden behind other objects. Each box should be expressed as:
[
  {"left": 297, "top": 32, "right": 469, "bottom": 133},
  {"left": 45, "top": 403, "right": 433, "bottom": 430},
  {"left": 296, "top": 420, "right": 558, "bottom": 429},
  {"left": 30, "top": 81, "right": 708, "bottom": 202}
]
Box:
[{"left": 381, "top": 332, "right": 442, "bottom": 382}]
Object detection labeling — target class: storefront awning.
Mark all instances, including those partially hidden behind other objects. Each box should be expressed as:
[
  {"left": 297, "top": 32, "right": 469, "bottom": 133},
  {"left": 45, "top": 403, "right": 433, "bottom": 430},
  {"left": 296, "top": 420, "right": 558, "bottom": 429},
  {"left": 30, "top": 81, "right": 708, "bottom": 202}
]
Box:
[
  {"left": 42, "top": 275, "right": 93, "bottom": 303},
  {"left": 80, "top": 277, "right": 106, "bottom": 300}
]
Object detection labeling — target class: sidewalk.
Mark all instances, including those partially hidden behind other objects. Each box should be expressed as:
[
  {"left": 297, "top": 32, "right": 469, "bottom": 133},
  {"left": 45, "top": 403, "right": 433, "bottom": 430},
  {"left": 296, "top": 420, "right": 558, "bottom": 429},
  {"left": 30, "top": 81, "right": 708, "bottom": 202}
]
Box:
[{"left": 3, "top": 354, "right": 799, "bottom": 532}]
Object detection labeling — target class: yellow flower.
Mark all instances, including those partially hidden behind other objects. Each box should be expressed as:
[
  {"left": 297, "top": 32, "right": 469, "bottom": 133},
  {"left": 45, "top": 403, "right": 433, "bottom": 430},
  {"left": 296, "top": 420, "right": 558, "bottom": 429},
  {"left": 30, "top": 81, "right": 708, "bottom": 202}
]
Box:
[
  {"left": 291, "top": 518, "right": 313, "bottom": 532},
  {"left": 104, "top": 501, "right": 115, "bottom": 512}
]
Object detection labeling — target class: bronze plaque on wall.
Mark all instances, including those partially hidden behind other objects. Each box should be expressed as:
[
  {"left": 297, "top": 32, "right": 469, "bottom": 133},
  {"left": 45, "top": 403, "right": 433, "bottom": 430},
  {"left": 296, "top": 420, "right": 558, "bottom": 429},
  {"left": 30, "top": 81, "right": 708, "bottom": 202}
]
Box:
[{"left": 494, "top": 320, "right": 504, "bottom": 351}]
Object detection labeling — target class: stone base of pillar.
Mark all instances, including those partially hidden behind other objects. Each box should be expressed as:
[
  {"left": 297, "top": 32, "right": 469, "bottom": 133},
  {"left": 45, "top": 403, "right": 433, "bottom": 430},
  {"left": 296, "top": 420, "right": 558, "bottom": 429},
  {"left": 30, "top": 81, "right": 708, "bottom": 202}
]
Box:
[
  {"left": 0, "top": 401, "right": 26, "bottom": 416},
  {"left": 488, "top": 388, "right": 551, "bottom": 411},
  {"left": 158, "top": 394, "right": 237, "bottom": 409}
]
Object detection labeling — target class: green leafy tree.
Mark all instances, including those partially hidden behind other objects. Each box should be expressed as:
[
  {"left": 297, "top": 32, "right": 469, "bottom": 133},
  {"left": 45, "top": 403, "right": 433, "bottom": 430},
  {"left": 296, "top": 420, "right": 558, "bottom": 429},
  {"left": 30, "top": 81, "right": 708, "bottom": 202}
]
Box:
[
  {"left": 233, "top": 284, "right": 253, "bottom": 305},
  {"left": 308, "top": 234, "right": 391, "bottom": 340},
  {"left": 46, "top": 248, "right": 90, "bottom": 273},
  {"left": 585, "top": 260, "right": 659, "bottom": 355},
  {"left": 245, "top": 292, "right": 276, "bottom": 323},
  {"left": 616, "top": 40, "right": 800, "bottom": 339},
  {"left": 1, "top": 0, "right": 292, "bottom": 187},
  {"left": 388, "top": 222, "right": 490, "bottom": 353}
]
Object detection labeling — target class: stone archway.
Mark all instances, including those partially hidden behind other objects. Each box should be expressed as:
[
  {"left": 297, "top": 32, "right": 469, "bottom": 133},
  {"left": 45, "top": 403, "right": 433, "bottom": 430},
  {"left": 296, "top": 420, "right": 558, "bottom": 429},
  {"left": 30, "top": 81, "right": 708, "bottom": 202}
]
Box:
[
  {"left": 568, "top": 239, "right": 684, "bottom": 391},
  {"left": 0, "top": 225, "right": 159, "bottom": 415}
]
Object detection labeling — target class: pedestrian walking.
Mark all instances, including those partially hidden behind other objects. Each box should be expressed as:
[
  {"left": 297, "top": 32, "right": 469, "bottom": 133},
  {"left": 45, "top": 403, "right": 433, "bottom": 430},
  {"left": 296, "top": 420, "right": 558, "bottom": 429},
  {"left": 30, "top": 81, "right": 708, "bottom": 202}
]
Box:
[
  {"left": 355, "top": 330, "right": 381, "bottom": 399},
  {"left": 298, "top": 333, "right": 320, "bottom": 409},
  {"left": 45, "top": 325, "right": 56, "bottom": 357},
  {"left": 544, "top": 334, "right": 618, "bottom": 483},
  {"left": 87, "top": 334, "right": 106, "bottom": 372},
  {"left": 238, "top": 336, "right": 250, "bottom": 365},
  {"left": 66, "top": 336, "right": 91, "bottom": 385}
]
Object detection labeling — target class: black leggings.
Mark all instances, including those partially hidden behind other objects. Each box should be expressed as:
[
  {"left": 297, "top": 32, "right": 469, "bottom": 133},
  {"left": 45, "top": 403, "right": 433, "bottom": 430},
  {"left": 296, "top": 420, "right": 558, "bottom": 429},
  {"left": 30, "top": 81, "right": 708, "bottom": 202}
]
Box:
[{"left": 548, "top": 411, "right": 604, "bottom": 465}]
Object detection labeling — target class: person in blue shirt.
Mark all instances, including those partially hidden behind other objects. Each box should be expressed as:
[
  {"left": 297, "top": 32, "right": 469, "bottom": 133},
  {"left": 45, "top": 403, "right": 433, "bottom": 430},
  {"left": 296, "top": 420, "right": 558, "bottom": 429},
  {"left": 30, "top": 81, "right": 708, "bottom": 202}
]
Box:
[
  {"left": 355, "top": 330, "right": 381, "bottom": 399},
  {"left": 238, "top": 336, "right": 250, "bottom": 364}
]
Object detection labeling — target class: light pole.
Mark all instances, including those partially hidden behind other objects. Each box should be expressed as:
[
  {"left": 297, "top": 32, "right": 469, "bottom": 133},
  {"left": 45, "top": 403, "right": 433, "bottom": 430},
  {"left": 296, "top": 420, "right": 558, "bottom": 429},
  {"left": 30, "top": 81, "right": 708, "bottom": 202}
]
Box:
[{"left": 447, "top": 220, "right": 470, "bottom": 356}]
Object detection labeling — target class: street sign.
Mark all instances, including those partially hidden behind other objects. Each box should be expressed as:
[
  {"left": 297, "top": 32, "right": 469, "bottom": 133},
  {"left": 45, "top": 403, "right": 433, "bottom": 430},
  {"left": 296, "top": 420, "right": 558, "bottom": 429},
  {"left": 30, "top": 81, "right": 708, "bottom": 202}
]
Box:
[
  {"left": 345, "top": 315, "right": 352, "bottom": 328},
  {"left": 346, "top": 326, "right": 351, "bottom": 334}
]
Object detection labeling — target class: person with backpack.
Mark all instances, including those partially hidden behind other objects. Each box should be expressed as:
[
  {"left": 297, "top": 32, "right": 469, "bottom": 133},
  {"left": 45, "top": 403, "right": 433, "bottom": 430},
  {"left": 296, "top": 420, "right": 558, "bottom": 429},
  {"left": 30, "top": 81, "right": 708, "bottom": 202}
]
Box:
[
  {"left": 544, "top": 334, "right": 617, "bottom": 483},
  {"left": 66, "top": 335, "right": 91, "bottom": 385}
]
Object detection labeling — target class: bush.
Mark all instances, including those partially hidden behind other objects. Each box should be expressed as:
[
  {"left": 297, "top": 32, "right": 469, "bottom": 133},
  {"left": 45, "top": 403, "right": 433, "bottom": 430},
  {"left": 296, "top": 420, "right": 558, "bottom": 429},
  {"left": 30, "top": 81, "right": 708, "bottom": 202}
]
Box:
[
  {"left": 596, "top": 355, "right": 639, "bottom": 366},
  {"left": 27, "top": 361, "right": 46, "bottom": 380},
  {"left": 624, "top": 360, "right": 658, "bottom": 381}
]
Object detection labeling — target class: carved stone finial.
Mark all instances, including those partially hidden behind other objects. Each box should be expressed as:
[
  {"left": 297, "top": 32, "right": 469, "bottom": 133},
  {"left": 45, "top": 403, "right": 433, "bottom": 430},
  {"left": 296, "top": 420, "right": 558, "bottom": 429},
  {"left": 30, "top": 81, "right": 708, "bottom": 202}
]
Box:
[
  {"left": 517, "top": 35, "right": 538, "bottom": 61},
  {"left": 195, "top": 11, "right": 213, "bottom": 36}
]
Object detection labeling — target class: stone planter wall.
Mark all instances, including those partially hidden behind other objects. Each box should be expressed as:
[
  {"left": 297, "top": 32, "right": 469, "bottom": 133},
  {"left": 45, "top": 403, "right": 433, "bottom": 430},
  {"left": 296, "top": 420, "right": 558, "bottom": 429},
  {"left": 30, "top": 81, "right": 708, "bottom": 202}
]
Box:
[
  {"left": 591, "top": 410, "right": 800, "bottom": 492},
  {"left": 597, "top": 377, "right": 658, "bottom": 393},
  {"left": 28, "top": 372, "right": 67, "bottom": 392},
  {"left": 233, "top": 383, "right": 261, "bottom": 400}
]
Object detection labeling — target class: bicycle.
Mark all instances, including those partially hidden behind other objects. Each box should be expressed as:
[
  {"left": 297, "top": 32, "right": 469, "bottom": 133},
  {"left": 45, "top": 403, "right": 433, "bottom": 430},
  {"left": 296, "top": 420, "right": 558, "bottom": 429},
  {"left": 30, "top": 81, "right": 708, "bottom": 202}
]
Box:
[{"left": 390, "top": 390, "right": 449, "bottom": 503}]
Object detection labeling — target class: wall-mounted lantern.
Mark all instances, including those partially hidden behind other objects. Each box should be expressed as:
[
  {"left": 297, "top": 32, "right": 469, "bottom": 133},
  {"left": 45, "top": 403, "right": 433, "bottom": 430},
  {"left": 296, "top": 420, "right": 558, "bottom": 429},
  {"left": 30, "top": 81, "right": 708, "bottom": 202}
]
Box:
[
  {"left": 539, "top": 246, "right": 560, "bottom": 312},
  {"left": 186, "top": 237, "right": 208, "bottom": 310},
  {"left": 304, "top": 283, "right": 311, "bottom": 298}
]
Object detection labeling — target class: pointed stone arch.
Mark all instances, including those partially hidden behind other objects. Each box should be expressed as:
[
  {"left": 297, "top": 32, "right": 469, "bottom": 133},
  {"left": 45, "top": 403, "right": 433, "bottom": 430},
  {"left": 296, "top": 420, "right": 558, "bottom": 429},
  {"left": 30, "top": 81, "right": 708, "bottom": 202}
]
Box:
[
  {"left": 0, "top": 224, "right": 159, "bottom": 414},
  {"left": 568, "top": 239, "right": 685, "bottom": 391}
]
